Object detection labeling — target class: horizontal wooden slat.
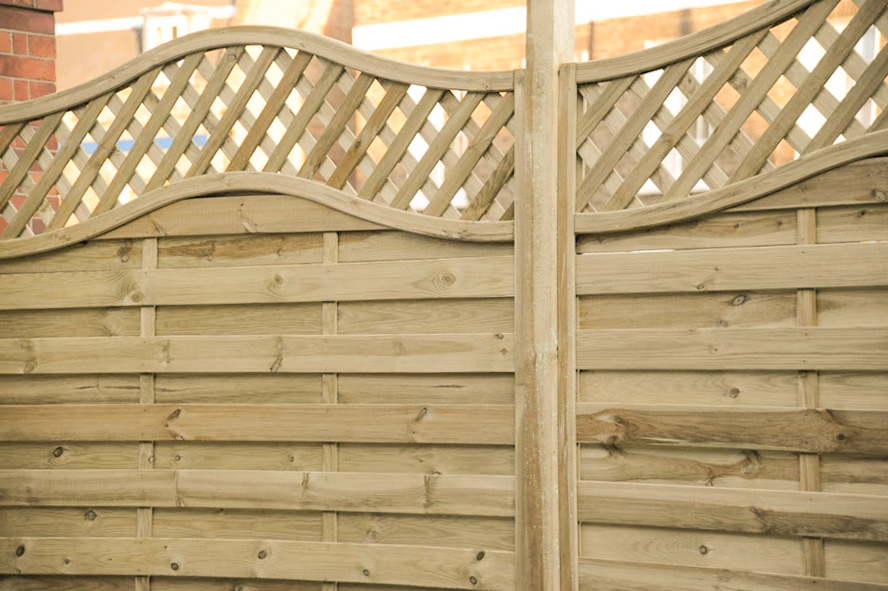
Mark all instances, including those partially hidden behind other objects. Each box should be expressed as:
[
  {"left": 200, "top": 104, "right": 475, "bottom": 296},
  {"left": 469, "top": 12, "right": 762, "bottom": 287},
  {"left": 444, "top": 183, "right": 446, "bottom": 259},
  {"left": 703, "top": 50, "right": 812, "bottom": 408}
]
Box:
[
  {"left": 99, "top": 195, "right": 384, "bottom": 240},
  {"left": 578, "top": 557, "right": 888, "bottom": 591},
  {"left": 0, "top": 404, "right": 514, "bottom": 444},
  {"left": 155, "top": 374, "right": 322, "bottom": 404},
  {"left": 0, "top": 375, "right": 140, "bottom": 405},
  {"left": 153, "top": 442, "right": 324, "bottom": 471},
  {"left": 578, "top": 370, "right": 798, "bottom": 407},
  {"left": 155, "top": 304, "right": 323, "bottom": 336},
  {"left": 576, "top": 209, "right": 797, "bottom": 253},
  {"left": 150, "top": 580, "right": 319, "bottom": 591},
  {"left": 0, "top": 576, "right": 135, "bottom": 590},
  {"left": 0, "top": 308, "right": 141, "bottom": 338},
  {"left": 0, "top": 442, "right": 139, "bottom": 470},
  {"left": 819, "top": 288, "right": 888, "bottom": 328},
  {"left": 0, "top": 256, "right": 515, "bottom": 310},
  {"left": 577, "top": 481, "right": 888, "bottom": 541},
  {"left": 821, "top": 456, "right": 888, "bottom": 496},
  {"left": 338, "top": 443, "right": 515, "bottom": 475},
  {"left": 820, "top": 372, "right": 888, "bottom": 411},
  {"left": 338, "top": 513, "right": 515, "bottom": 550},
  {"left": 576, "top": 404, "right": 888, "bottom": 455},
  {"left": 152, "top": 508, "right": 322, "bottom": 541},
  {"left": 825, "top": 540, "right": 888, "bottom": 586},
  {"left": 0, "top": 470, "right": 515, "bottom": 516},
  {"left": 0, "top": 537, "right": 514, "bottom": 590},
  {"left": 580, "top": 523, "right": 804, "bottom": 574},
  {"left": 338, "top": 299, "right": 514, "bottom": 334},
  {"left": 0, "top": 333, "right": 515, "bottom": 374},
  {"left": 577, "top": 327, "right": 888, "bottom": 370},
  {"left": 576, "top": 242, "right": 888, "bottom": 295},
  {"left": 0, "top": 240, "right": 140, "bottom": 274},
  {"left": 337, "top": 374, "right": 515, "bottom": 405},
  {"left": 157, "top": 233, "right": 324, "bottom": 268},
  {"left": 579, "top": 446, "right": 799, "bottom": 489},
  {"left": 818, "top": 204, "right": 888, "bottom": 244},
  {"left": 0, "top": 507, "right": 136, "bottom": 538},
  {"left": 339, "top": 230, "right": 513, "bottom": 262},
  {"left": 578, "top": 291, "right": 795, "bottom": 329}
]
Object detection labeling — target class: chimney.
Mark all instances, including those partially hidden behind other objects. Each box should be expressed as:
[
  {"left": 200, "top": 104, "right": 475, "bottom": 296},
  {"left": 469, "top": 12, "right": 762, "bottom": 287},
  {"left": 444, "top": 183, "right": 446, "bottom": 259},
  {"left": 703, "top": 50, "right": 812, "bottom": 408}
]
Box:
[{"left": 0, "top": 0, "right": 63, "bottom": 105}]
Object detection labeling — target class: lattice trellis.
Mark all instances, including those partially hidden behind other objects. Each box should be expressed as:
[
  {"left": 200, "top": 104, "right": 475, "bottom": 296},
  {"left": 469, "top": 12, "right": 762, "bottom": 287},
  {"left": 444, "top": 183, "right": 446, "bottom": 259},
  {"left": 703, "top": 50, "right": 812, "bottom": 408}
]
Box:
[
  {"left": 575, "top": 0, "right": 888, "bottom": 212},
  {"left": 0, "top": 37, "right": 516, "bottom": 239}
]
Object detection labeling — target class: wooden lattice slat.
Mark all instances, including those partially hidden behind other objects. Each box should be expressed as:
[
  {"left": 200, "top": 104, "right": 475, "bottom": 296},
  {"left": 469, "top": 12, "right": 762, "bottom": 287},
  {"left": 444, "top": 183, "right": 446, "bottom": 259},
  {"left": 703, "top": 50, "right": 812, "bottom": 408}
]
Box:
[
  {"left": 732, "top": 0, "right": 887, "bottom": 181},
  {"left": 604, "top": 31, "right": 766, "bottom": 211}
]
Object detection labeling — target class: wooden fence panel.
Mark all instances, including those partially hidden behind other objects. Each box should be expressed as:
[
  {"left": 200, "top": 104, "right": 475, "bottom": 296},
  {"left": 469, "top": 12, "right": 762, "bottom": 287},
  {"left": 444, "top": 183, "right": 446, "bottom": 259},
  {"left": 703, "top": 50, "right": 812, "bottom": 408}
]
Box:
[
  {"left": 0, "top": 197, "right": 516, "bottom": 591},
  {"left": 575, "top": 161, "right": 888, "bottom": 588}
]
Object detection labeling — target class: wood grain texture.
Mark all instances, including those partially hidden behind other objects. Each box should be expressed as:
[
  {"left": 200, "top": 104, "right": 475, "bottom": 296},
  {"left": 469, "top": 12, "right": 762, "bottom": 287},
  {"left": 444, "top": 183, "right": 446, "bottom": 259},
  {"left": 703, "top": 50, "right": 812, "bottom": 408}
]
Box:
[
  {"left": 0, "top": 404, "right": 514, "bottom": 444},
  {"left": 0, "top": 256, "right": 515, "bottom": 310},
  {"left": 0, "top": 333, "right": 515, "bottom": 374},
  {"left": 576, "top": 405, "right": 888, "bottom": 455},
  {"left": 580, "top": 523, "right": 804, "bottom": 574},
  {"left": 576, "top": 327, "right": 888, "bottom": 370},
  {"left": 0, "top": 538, "right": 515, "bottom": 590},
  {"left": 578, "top": 557, "right": 888, "bottom": 591},
  {"left": 579, "top": 445, "right": 799, "bottom": 489},
  {"left": 0, "top": 470, "right": 515, "bottom": 516},
  {"left": 576, "top": 242, "right": 888, "bottom": 295},
  {"left": 577, "top": 481, "right": 888, "bottom": 540},
  {"left": 578, "top": 370, "right": 798, "bottom": 407},
  {"left": 578, "top": 291, "right": 796, "bottom": 330}
]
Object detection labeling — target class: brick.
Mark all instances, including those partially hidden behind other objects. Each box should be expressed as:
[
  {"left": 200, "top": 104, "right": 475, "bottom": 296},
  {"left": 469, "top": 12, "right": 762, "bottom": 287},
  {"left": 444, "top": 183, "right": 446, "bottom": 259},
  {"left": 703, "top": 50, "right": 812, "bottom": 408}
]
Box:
[
  {"left": 0, "top": 6, "right": 55, "bottom": 34},
  {"left": 27, "top": 33, "right": 54, "bottom": 58},
  {"left": 12, "top": 31, "right": 26, "bottom": 54},
  {"left": 28, "top": 79, "right": 53, "bottom": 98},
  {"left": 0, "top": 0, "right": 64, "bottom": 12},
  {"left": 0, "top": 31, "right": 11, "bottom": 54},
  {"left": 13, "top": 78, "right": 27, "bottom": 100},
  {"left": 0, "top": 55, "right": 55, "bottom": 81},
  {"left": 0, "top": 77, "right": 11, "bottom": 100}
]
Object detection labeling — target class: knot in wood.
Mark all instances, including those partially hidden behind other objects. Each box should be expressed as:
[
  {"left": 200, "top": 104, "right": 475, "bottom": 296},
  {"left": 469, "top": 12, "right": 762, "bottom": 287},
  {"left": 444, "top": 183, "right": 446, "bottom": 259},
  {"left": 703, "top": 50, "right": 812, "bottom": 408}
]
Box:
[
  {"left": 85, "top": 510, "right": 98, "bottom": 521},
  {"left": 731, "top": 294, "right": 747, "bottom": 306},
  {"left": 470, "top": 576, "right": 478, "bottom": 585},
  {"left": 15, "top": 545, "right": 25, "bottom": 557},
  {"left": 258, "top": 550, "right": 268, "bottom": 559},
  {"left": 698, "top": 545, "right": 709, "bottom": 555},
  {"left": 363, "top": 569, "right": 371, "bottom": 577},
  {"left": 476, "top": 551, "right": 485, "bottom": 561},
  {"left": 170, "top": 562, "right": 179, "bottom": 571},
  {"left": 52, "top": 446, "right": 64, "bottom": 458}
]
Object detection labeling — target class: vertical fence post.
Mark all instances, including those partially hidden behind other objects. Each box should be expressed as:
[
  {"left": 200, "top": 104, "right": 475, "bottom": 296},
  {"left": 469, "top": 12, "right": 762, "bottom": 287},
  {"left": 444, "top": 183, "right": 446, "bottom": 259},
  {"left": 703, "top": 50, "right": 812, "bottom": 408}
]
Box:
[{"left": 516, "top": 1, "right": 575, "bottom": 590}]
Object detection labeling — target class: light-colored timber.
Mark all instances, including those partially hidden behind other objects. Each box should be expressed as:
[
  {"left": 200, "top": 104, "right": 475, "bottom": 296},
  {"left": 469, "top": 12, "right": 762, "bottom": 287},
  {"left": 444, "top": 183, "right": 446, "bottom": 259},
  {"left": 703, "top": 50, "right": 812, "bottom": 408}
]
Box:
[{"left": 1, "top": 1, "right": 886, "bottom": 589}]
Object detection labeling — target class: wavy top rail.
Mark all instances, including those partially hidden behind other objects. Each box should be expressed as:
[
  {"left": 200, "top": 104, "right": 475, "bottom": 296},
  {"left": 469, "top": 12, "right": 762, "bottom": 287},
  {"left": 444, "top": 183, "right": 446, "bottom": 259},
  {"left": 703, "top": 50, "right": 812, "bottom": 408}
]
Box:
[
  {"left": 0, "top": 27, "right": 517, "bottom": 240},
  {"left": 574, "top": 0, "right": 888, "bottom": 212}
]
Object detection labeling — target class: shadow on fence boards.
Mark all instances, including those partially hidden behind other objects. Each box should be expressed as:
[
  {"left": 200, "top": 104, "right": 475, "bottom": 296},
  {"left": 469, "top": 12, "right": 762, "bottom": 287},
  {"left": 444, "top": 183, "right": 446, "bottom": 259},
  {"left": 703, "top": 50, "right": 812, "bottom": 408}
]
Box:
[{"left": 1, "top": 0, "right": 887, "bottom": 589}]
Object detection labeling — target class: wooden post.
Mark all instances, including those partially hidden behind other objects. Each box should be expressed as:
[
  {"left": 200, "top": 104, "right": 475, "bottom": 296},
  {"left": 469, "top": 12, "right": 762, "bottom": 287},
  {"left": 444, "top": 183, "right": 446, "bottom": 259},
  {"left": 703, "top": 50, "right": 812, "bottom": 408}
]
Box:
[{"left": 516, "top": 2, "right": 575, "bottom": 590}]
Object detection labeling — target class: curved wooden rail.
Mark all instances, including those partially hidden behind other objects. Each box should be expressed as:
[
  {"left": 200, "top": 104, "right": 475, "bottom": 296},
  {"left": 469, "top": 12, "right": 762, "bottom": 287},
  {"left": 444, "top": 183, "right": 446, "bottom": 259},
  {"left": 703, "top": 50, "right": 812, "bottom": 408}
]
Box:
[
  {"left": 0, "top": 172, "right": 515, "bottom": 259},
  {"left": 0, "top": 27, "right": 513, "bottom": 125},
  {"left": 575, "top": 0, "right": 818, "bottom": 83},
  {"left": 575, "top": 128, "right": 888, "bottom": 234}
]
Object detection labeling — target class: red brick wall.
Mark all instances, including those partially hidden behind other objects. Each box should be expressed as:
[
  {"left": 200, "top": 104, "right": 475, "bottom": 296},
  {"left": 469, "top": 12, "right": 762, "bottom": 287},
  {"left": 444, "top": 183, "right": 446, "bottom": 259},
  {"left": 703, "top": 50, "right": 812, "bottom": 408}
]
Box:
[
  {"left": 0, "top": 0, "right": 62, "bottom": 236},
  {"left": 0, "top": 0, "right": 61, "bottom": 105}
]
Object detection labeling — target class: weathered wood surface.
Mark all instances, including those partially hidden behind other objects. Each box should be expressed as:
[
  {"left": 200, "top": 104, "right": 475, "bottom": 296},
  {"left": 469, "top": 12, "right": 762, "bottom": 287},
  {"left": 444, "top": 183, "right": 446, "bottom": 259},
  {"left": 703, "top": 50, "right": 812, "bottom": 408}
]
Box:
[
  {"left": 0, "top": 333, "right": 515, "bottom": 374},
  {"left": 0, "top": 404, "right": 514, "bottom": 444},
  {"left": 0, "top": 256, "right": 516, "bottom": 310},
  {"left": 576, "top": 242, "right": 888, "bottom": 295},
  {"left": 0, "top": 470, "right": 515, "bottom": 516},
  {"left": 576, "top": 405, "right": 888, "bottom": 455},
  {"left": 577, "top": 481, "right": 888, "bottom": 541},
  {"left": 0, "top": 537, "right": 515, "bottom": 590},
  {"left": 578, "top": 557, "right": 888, "bottom": 591},
  {"left": 576, "top": 327, "right": 888, "bottom": 370}
]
